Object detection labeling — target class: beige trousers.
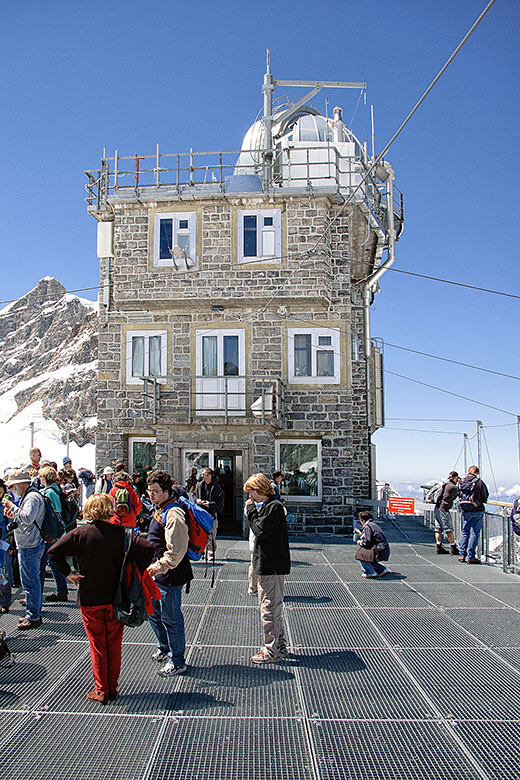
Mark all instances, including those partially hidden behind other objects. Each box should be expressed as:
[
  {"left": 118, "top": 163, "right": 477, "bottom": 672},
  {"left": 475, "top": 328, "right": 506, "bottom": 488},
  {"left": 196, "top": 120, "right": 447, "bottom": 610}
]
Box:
[{"left": 257, "top": 574, "right": 286, "bottom": 657}]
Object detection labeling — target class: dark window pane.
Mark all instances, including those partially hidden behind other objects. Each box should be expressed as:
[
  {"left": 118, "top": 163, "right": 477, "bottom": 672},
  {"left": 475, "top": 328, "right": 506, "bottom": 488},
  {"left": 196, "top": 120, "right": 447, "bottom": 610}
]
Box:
[
  {"left": 279, "top": 443, "right": 319, "bottom": 496},
  {"left": 294, "top": 334, "right": 311, "bottom": 376},
  {"left": 318, "top": 335, "right": 332, "bottom": 346},
  {"left": 223, "top": 335, "right": 239, "bottom": 376},
  {"left": 263, "top": 216, "right": 273, "bottom": 226},
  {"left": 178, "top": 219, "right": 189, "bottom": 229},
  {"left": 243, "top": 215, "right": 257, "bottom": 257},
  {"left": 159, "top": 219, "right": 173, "bottom": 260}
]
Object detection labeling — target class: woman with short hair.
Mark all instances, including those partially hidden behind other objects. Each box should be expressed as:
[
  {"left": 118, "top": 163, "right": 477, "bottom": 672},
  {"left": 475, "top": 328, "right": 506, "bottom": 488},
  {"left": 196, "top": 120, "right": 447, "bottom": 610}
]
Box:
[{"left": 49, "top": 493, "right": 154, "bottom": 704}]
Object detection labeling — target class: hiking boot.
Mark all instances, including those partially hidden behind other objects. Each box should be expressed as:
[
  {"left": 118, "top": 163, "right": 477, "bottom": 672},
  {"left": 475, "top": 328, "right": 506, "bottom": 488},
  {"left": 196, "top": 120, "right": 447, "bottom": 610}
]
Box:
[
  {"left": 45, "top": 593, "right": 68, "bottom": 602},
  {"left": 450, "top": 545, "right": 460, "bottom": 555},
  {"left": 458, "top": 556, "right": 466, "bottom": 563},
  {"left": 251, "top": 649, "right": 279, "bottom": 664},
  {"left": 107, "top": 690, "right": 118, "bottom": 701},
  {"left": 86, "top": 690, "right": 107, "bottom": 705},
  {"left": 158, "top": 662, "right": 187, "bottom": 677},
  {"left": 151, "top": 650, "right": 168, "bottom": 663},
  {"left": 467, "top": 558, "right": 481, "bottom": 564},
  {"left": 436, "top": 546, "right": 449, "bottom": 554},
  {"left": 279, "top": 645, "right": 289, "bottom": 659},
  {"left": 18, "top": 618, "right": 41, "bottom": 630}
]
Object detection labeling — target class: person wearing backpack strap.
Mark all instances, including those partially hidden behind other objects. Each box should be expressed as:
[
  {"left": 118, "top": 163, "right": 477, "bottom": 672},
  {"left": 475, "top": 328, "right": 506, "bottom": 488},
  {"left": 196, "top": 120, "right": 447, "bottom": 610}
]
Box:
[
  {"left": 434, "top": 471, "right": 460, "bottom": 555},
  {"left": 146, "top": 470, "right": 193, "bottom": 677},
  {"left": 39, "top": 465, "right": 69, "bottom": 603},
  {"left": 108, "top": 472, "right": 142, "bottom": 529},
  {"left": 48, "top": 494, "right": 154, "bottom": 705},
  {"left": 2, "top": 470, "right": 46, "bottom": 629},
  {"left": 194, "top": 468, "right": 224, "bottom": 561},
  {"left": 458, "top": 466, "right": 489, "bottom": 564}
]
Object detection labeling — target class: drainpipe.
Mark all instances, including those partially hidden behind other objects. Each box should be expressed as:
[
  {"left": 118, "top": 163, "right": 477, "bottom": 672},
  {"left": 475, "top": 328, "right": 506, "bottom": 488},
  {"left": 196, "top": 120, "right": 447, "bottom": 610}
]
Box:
[{"left": 362, "top": 162, "right": 396, "bottom": 499}]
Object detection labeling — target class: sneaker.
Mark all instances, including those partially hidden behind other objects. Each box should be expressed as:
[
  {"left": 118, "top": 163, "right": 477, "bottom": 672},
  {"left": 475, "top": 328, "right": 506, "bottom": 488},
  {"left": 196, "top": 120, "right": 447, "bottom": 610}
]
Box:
[
  {"left": 158, "top": 662, "right": 187, "bottom": 677},
  {"left": 151, "top": 650, "right": 168, "bottom": 663},
  {"left": 361, "top": 573, "right": 377, "bottom": 579},
  {"left": 45, "top": 593, "right": 68, "bottom": 602},
  {"left": 467, "top": 558, "right": 481, "bottom": 565},
  {"left": 377, "top": 567, "right": 390, "bottom": 577},
  {"left": 458, "top": 556, "right": 466, "bottom": 563},
  {"left": 18, "top": 618, "right": 42, "bottom": 630},
  {"left": 251, "top": 649, "right": 279, "bottom": 664},
  {"left": 450, "top": 545, "right": 460, "bottom": 555},
  {"left": 436, "top": 546, "right": 449, "bottom": 554}
]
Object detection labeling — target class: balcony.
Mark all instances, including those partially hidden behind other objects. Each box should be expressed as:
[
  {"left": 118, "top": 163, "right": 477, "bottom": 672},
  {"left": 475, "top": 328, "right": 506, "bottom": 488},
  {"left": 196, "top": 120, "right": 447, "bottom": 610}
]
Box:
[{"left": 141, "top": 375, "right": 285, "bottom": 427}]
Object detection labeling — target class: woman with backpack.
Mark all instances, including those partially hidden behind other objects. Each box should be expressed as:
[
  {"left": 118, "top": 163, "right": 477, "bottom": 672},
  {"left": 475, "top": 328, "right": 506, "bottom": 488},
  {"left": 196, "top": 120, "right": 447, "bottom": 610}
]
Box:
[
  {"left": 108, "top": 472, "right": 142, "bottom": 530},
  {"left": 39, "top": 465, "right": 69, "bottom": 603},
  {"left": 354, "top": 511, "right": 391, "bottom": 578},
  {"left": 48, "top": 493, "right": 154, "bottom": 704}
]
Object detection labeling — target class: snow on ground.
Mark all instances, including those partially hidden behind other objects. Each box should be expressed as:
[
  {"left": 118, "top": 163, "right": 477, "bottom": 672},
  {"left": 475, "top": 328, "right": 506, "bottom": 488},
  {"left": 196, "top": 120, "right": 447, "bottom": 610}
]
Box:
[{"left": 0, "top": 400, "right": 95, "bottom": 475}]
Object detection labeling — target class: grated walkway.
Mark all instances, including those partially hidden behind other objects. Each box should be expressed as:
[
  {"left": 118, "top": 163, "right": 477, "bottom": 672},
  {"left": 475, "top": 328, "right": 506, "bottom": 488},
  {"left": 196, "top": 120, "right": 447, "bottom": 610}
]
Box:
[{"left": 0, "top": 515, "right": 518, "bottom": 779}]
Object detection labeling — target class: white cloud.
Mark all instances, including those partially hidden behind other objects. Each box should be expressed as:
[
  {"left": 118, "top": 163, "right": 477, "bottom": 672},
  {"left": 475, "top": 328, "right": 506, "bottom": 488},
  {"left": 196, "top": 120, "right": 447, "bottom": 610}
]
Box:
[{"left": 497, "top": 484, "right": 520, "bottom": 498}]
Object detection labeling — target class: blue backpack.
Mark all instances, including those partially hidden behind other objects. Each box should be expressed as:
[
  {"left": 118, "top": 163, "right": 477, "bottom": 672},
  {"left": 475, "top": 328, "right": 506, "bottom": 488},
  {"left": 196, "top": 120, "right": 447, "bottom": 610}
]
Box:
[
  {"left": 158, "top": 496, "right": 214, "bottom": 562},
  {"left": 27, "top": 488, "right": 65, "bottom": 544}
]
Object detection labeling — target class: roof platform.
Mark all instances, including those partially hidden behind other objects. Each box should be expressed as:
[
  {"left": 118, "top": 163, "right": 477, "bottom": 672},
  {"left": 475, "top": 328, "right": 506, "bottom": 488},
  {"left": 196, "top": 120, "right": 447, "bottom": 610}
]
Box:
[{"left": 0, "top": 516, "right": 517, "bottom": 779}]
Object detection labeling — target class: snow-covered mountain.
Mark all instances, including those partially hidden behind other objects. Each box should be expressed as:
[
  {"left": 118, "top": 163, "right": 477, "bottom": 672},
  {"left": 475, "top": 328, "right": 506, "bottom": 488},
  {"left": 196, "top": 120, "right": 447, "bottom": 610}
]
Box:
[{"left": 0, "top": 277, "right": 98, "bottom": 472}]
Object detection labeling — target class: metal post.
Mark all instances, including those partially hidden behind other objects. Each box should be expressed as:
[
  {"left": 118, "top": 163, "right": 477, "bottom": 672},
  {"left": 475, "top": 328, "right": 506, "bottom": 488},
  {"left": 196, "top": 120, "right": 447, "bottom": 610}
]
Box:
[
  {"left": 463, "top": 433, "right": 468, "bottom": 475},
  {"left": 262, "top": 49, "right": 275, "bottom": 189},
  {"left": 29, "top": 422, "right": 34, "bottom": 449},
  {"left": 476, "top": 420, "right": 483, "bottom": 473},
  {"left": 66, "top": 428, "right": 70, "bottom": 458},
  {"left": 517, "top": 415, "right": 520, "bottom": 481},
  {"left": 155, "top": 143, "right": 161, "bottom": 186}
]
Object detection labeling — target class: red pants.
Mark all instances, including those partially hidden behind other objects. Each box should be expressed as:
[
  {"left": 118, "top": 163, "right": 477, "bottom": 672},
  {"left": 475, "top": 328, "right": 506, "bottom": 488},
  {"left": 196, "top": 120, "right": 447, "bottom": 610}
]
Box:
[{"left": 80, "top": 605, "right": 124, "bottom": 695}]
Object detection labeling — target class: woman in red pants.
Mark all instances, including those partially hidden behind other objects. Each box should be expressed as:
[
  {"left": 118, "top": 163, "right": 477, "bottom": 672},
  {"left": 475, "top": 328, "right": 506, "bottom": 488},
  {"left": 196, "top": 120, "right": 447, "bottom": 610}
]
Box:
[{"left": 49, "top": 494, "right": 154, "bottom": 704}]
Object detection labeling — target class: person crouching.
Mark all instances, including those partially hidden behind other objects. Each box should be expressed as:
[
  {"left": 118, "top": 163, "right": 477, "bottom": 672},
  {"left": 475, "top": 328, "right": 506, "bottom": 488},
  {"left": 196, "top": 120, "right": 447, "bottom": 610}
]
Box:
[{"left": 354, "top": 511, "right": 391, "bottom": 578}]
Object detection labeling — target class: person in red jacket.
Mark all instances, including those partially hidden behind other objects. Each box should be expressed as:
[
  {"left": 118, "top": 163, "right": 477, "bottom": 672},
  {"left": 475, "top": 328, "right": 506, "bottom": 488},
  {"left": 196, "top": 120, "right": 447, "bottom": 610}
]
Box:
[{"left": 108, "top": 472, "right": 142, "bottom": 529}]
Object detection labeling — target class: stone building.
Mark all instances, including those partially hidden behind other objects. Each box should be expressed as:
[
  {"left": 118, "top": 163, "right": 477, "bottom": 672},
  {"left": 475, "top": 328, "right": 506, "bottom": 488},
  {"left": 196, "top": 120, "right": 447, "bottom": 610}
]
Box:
[{"left": 85, "top": 68, "right": 402, "bottom": 536}]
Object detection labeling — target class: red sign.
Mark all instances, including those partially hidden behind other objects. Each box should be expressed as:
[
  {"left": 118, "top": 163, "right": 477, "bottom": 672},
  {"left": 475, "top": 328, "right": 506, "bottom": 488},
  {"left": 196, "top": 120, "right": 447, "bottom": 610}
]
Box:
[{"left": 388, "top": 497, "right": 415, "bottom": 514}]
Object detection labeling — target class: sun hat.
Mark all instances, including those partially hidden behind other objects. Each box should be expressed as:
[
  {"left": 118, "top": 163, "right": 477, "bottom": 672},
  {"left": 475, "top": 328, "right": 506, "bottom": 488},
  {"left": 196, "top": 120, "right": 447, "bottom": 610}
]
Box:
[
  {"left": 103, "top": 466, "right": 115, "bottom": 476},
  {"left": 6, "top": 469, "right": 31, "bottom": 486}
]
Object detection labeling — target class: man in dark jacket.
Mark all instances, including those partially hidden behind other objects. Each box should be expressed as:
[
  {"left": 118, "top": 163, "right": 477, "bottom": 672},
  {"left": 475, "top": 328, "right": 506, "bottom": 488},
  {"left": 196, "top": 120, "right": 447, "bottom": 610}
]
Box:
[
  {"left": 434, "top": 471, "right": 460, "bottom": 555},
  {"left": 146, "top": 470, "right": 193, "bottom": 677},
  {"left": 245, "top": 472, "right": 290, "bottom": 664},
  {"left": 195, "top": 468, "right": 224, "bottom": 559},
  {"left": 458, "top": 466, "right": 489, "bottom": 564}
]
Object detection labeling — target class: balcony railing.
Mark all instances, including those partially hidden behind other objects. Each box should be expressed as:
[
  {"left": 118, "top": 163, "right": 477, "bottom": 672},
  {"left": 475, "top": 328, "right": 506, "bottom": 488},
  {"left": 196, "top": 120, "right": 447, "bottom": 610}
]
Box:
[
  {"left": 85, "top": 144, "right": 398, "bottom": 232},
  {"left": 141, "top": 374, "right": 285, "bottom": 427}
]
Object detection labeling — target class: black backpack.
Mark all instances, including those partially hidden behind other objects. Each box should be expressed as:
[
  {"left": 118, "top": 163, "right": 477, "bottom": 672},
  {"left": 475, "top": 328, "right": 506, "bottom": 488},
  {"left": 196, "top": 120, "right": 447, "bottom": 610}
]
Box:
[
  {"left": 0, "top": 631, "right": 14, "bottom": 668},
  {"left": 26, "top": 488, "right": 65, "bottom": 544},
  {"left": 113, "top": 529, "right": 147, "bottom": 628},
  {"left": 459, "top": 478, "right": 480, "bottom": 512}
]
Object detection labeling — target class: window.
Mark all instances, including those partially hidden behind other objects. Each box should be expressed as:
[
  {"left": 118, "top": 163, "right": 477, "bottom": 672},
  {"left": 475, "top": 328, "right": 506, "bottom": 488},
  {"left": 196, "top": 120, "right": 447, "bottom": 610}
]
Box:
[
  {"left": 351, "top": 329, "right": 360, "bottom": 362},
  {"left": 153, "top": 212, "right": 197, "bottom": 268},
  {"left": 196, "top": 329, "right": 246, "bottom": 413},
  {"left": 276, "top": 439, "right": 322, "bottom": 502},
  {"left": 126, "top": 330, "right": 167, "bottom": 384},
  {"left": 288, "top": 328, "right": 340, "bottom": 384},
  {"left": 237, "top": 209, "right": 281, "bottom": 264},
  {"left": 129, "top": 437, "right": 156, "bottom": 475}
]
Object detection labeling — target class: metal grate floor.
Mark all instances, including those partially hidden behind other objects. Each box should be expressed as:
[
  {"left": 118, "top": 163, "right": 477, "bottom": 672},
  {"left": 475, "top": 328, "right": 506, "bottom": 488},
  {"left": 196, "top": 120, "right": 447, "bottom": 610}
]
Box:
[{"left": 0, "top": 517, "right": 518, "bottom": 779}]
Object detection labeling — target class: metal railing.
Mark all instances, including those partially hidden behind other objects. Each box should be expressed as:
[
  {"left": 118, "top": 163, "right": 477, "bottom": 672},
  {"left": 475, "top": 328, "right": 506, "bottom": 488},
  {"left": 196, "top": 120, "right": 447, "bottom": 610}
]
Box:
[
  {"left": 85, "top": 144, "right": 399, "bottom": 230},
  {"left": 141, "top": 374, "right": 285, "bottom": 426},
  {"left": 415, "top": 500, "right": 518, "bottom": 575}
]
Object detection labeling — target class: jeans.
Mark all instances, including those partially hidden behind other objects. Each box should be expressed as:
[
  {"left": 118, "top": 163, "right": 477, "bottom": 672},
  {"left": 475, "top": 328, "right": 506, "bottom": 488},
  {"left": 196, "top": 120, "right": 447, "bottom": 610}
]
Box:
[
  {"left": 19, "top": 542, "right": 45, "bottom": 621},
  {"left": 148, "top": 584, "right": 186, "bottom": 667},
  {"left": 40, "top": 542, "right": 69, "bottom": 598},
  {"left": 459, "top": 511, "right": 484, "bottom": 560},
  {"left": 359, "top": 560, "right": 388, "bottom": 577}
]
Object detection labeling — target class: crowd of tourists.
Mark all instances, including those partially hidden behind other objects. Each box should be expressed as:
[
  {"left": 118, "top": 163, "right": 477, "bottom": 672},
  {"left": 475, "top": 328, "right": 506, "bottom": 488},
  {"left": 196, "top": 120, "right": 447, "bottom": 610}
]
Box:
[{"left": 1, "top": 447, "right": 517, "bottom": 706}]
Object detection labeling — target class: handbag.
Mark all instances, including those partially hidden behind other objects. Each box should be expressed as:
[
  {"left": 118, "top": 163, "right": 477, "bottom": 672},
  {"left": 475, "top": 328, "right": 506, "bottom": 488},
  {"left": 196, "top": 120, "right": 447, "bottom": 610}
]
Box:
[{"left": 355, "top": 546, "right": 377, "bottom": 563}]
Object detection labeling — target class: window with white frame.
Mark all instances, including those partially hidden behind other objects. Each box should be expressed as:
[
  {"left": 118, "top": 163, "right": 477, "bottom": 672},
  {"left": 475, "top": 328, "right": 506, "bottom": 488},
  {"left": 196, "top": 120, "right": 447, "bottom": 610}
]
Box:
[
  {"left": 153, "top": 212, "right": 197, "bottom": 268},
  {"left": 126, "top": 330, "right": 167, "bottom": 384},
  {"left": 276, "top": 439, "right": 322, "bottom": 501},
  {"left": 288, "top": 327, "right": 341, "bottom": 384},
  {"left": 237, "top": 209, "right": 281, "bottom": 264}
]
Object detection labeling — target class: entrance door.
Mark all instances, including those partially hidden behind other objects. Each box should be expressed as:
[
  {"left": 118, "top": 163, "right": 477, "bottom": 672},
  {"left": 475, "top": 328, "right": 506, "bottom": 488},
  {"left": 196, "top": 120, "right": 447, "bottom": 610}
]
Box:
[
  {"left": 182, "top": 448, "right": 243, "bottom": 536},
  {"left": 214, "top": 450, "right": 243, "bottom": 536},
  {"left": 196, "top": 330, "right": 246, "bottom": 414}
]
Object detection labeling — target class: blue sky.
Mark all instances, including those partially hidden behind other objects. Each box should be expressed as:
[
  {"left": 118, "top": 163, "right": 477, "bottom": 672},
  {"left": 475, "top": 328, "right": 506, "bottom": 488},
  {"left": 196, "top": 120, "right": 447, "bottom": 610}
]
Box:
[{"left": 2, "top": 0, "right": 519, "bottom": 495}]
